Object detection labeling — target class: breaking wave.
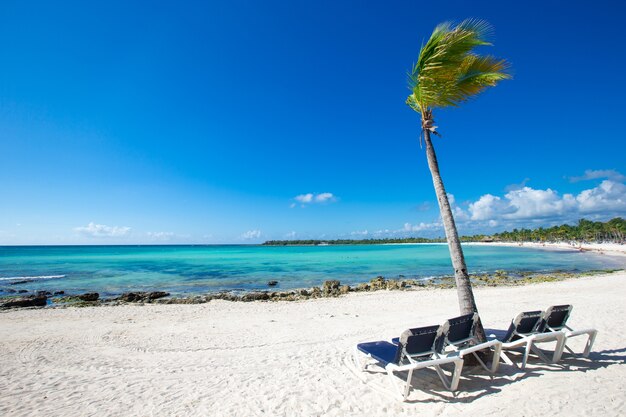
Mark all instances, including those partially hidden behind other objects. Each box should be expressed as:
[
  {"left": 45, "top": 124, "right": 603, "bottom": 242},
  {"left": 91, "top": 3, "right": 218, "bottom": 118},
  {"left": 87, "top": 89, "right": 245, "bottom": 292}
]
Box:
[{"left": 0, "top": 275, "right": 66, "bottom": 282}]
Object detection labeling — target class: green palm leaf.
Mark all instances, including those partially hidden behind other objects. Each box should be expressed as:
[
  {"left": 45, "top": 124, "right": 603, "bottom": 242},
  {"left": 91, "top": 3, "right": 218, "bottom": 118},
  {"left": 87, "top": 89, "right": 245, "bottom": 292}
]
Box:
[{"left": 408, "top": 19, "right": 510, "bottom": 113}]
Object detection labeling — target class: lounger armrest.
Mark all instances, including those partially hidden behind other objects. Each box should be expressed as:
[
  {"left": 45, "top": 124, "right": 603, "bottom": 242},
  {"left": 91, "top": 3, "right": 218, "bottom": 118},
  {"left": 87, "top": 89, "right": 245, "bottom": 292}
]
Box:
[
  {"left": 532, "top": 331, "right": 565, "bottom": 343},
  {"left": 387, "top": 356, "right": 463, "bottom": 372},
  {"left": 456, "top": 339, "right": 501, "bottom": 357},
  {"left": 565, "top": 328, "right": 597, "bottom": 338}
]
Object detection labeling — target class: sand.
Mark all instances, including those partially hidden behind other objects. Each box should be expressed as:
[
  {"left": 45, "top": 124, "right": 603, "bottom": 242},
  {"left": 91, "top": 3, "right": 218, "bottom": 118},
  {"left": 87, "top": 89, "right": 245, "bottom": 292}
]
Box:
[
  {"left": 1, "top": 271, "right": 625, "bottom": 416},
  {"left": 466, "top": 241, "right": 626, "bottom": 257}
]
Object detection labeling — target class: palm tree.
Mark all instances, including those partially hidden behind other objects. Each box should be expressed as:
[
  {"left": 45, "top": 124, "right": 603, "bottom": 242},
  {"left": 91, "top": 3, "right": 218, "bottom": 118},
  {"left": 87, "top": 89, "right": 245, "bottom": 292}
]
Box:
[{"left": 406, "top": 19, "right": 510, "bottom": 339}]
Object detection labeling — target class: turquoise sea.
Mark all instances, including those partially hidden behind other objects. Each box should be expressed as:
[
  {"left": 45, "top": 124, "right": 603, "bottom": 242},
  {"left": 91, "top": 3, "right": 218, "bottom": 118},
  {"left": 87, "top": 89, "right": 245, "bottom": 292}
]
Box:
[{"left": 0, "top": 244, "right": 623, "bottom": 298}]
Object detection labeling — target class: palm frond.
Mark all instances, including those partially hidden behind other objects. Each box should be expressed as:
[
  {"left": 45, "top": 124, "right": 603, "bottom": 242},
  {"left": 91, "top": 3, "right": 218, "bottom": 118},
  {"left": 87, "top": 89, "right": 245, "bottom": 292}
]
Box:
[{"left": 407, "top": 19, "right": 510, "bottom": 114}]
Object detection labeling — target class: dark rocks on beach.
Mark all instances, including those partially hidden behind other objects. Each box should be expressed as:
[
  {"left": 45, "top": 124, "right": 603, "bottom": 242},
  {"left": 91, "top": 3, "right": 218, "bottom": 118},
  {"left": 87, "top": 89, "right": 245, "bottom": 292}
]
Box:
[
  {"left": 0, "top": 295, "right": 47, "bottom": 309},
  {"left": 241, "top": 292, "right": 270, "bottom": 302},
  {"left": 117, "top": 291, "right": 170, "bottom": 303},
  {"left": 267, "top": 280, "right": 278, "bottom": 286},
  {"left": 369, "top": 276, "right": 387, "bottom": 290},
  {"left": 53, "top": 291, "right": 65, "bottom": 296},
  {"left": 78, "top": 292, "right": 99, "bottom": 302},
  {"left": 36, "top": 291, "right": 52, "bottom": 297},
  {"left": 18, "top": 289, "right": 28, "bottom": 293},
  {"left": 322, "top": 280, "right": 341, "bottom": 296},
  {"left": 386, "top": 280, "right": 406, "bottom": 290},
  {"left": 160, "top": 295, "right": 211, "bottom": 304},
  {"left": 4, "top": 288, "right": 17, "bottom": 294}
]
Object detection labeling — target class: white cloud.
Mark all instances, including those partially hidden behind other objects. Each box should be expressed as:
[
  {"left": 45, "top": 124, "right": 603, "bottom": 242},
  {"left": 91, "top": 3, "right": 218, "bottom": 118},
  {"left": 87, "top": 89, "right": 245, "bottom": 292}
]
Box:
[
  {"left": 464, "top": 180, "right": 626, "bottom": 226},
  {"left": 292, "top": 192, "right": 337, "bottom": 207},
  {"left": 241, "top": 229, "right": 262, "bottom": 240},
  {"left": 569, "top": 169, "right": 626, "bottom": 183},
  {"left": 284, "top": 231, "right": 297, "bottom": 239},
  {"left": 75, "top": 222, "right": 131, "bottom": 238},
  {"left": 577, "top": 180, "right": 626, "bottom": 213},
  {"left": 503, "top": 187, "right": 576, "bottom": 219},
  {"left": 294, "top": 193, "right": 314, "bottom": 203},
  {"left": 403, "top": 221, "right": 442, "bottom": 232},
  {"left": 469, "top": 194, "right": 507, "bottom": 221},
  {"left": 351, "top": 230, "right": 369, "bottom": 236},
  {"left": 315, "top": 192, "right": 335, "bottom": 203},
  {"left": 147, "top": 231, "right": 175, "bottom": 240},
  {"left": 353, "top": 171, "right": 626, "bottom": 238}
]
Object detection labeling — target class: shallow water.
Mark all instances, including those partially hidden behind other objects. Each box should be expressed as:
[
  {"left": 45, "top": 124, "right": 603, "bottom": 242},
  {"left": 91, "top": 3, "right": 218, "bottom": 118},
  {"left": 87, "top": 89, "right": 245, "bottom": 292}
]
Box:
[{"left": 0, "top": 244, "right": 623, "bottom": 297}]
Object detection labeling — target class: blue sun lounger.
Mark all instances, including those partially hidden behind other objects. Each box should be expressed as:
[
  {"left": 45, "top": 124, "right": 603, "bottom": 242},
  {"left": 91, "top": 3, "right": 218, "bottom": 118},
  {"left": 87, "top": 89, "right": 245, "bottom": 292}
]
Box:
[
  {"left": 488, "top": 310, "right": 566, "bottom": 369},
  {"left": 354, "top": 325, "right": 464, "bottom": 401},
  {"left": 391, "top": 313, "right": 502, "bottom": 374},
  {"left": 540, "top": 305, "right": 597, "bottom": 357},
  {"left": 437, "top": 313, "right": 502, "bottom": 373}
]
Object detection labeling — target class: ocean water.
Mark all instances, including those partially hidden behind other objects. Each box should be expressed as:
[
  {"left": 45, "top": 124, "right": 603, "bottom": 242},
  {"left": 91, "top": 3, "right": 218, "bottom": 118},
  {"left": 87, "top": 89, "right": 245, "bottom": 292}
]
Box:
[{"left": 0, "top": 244, "right": 623, "bottom": 297}]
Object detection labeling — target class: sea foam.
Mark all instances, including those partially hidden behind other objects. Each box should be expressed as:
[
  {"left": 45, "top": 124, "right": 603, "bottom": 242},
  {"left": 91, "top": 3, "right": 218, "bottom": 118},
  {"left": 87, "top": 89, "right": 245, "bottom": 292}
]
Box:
[{"left": 0, "top": 275, "right": 66, "bottom": 281}]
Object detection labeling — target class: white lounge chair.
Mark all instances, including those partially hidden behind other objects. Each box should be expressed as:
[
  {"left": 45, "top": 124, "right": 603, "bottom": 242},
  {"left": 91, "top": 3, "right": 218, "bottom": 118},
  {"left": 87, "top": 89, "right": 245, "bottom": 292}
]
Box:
[
  {"left": 540, "top": 305, "right": 597, "bottom": 358},
  {"left": 488, "top": 310, "right": 566, "bottom": 369},
  {"left": 355, "top": 325, "right": 464, "bottom": 401}
]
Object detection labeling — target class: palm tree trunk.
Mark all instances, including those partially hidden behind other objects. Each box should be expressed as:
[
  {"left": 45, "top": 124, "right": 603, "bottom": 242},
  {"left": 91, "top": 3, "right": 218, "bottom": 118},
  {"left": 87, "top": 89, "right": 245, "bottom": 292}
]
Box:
[{"left": 422, "top": 127, "right": 486, "bottom": 341}]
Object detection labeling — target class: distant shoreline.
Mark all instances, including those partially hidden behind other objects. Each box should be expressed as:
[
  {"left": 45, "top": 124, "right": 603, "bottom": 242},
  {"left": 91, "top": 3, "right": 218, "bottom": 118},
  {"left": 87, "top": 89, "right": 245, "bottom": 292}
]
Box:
[{"left": 467, "top": 241, "right": 626, "bottom": 258}]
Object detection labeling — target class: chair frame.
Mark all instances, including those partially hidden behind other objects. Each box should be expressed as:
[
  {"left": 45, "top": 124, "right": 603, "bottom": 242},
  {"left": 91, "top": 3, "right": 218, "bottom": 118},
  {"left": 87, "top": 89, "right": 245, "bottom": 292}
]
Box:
[
  {"left": 440, "top": 313, "right": 502, "bottom": 374},
  {"left": 541, "top": 305, "right": 597, "bottom": 358},
  {"left": 491, "top": 311, "right": 566, "bottom": 369},
  {"left": 354, "top": 326, "right": 464, "bottom": 401}
]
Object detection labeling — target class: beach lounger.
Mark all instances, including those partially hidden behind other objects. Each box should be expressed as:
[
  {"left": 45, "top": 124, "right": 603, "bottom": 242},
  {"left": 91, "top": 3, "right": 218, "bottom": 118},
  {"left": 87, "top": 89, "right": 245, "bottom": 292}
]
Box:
[
  {"left": 392, "top": 313, "right": 502, "bottom": 373},
  {"left": 489, "top": 310, "right": 566, "bottom": 369},
  {"left": 438, "top": 313, "right": 502, "bottom": 373},
  {"left": 355, "top": 325, "right": 464, "bottom": 401},
  {"left": 540, "top": 305, "right": 597, "bottom": 358}
]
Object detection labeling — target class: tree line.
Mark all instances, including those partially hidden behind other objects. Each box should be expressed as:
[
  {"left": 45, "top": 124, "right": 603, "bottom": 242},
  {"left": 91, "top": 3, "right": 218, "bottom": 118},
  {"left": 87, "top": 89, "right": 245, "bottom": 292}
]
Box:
[
  {"left": 491, "top": 218, "right": 625, "bottom": 243},
  {"left": 262, "top": 218, "right": 625, "bottom": 246},
  {"left": 262, "top": 237, "right": 446, "bottom": 246}
]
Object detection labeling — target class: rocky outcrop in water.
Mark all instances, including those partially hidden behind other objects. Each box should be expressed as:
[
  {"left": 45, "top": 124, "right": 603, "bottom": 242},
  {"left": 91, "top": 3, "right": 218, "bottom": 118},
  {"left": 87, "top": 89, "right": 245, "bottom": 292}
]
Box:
[
  {"left": 117, "top": 291, "right": 169, "bottom": 303},
  {"left": 78, "top": 293, "right": 99, "bottom": 302},
  {"left": 0, "top": 295, "right": 47, "bottom": 309}
]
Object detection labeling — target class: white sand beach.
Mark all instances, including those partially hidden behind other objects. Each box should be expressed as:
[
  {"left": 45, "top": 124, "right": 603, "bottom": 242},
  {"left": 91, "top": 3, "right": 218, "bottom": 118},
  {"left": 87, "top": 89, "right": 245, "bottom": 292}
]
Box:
[
  {"left": 467, "top": 241, "right": 626, "bottom": 258},
  {"left": 1, "top": 271, "right": 625, "bottom": 416}
]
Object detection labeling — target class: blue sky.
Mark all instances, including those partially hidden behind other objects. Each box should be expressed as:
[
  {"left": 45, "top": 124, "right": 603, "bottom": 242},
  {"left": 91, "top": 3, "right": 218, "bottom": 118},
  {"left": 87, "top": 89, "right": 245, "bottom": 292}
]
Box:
[{"left": 1, "top": 0, "right": 625, "bottom": 244}]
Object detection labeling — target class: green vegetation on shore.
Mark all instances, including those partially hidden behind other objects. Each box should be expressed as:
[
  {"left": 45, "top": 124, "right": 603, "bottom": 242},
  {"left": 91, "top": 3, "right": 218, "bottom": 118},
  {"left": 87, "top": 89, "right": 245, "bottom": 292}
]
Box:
[
  {"left": 263, "top": 217, "right": 625, "bottom": 245},
  {"left": 492, "top": 218, "right": 625, "bottom": 243},
  {"left": 262, "top": 237, "right": 445, "bottom": 246}
]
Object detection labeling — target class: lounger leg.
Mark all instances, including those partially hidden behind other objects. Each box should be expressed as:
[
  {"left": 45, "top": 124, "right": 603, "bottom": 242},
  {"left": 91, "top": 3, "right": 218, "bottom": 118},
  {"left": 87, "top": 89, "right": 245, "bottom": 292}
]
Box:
[
  {"left": 529, "top": 345, "right": 552, "bottom": 363},
  {"left": 433, "top": 360, "right": 464, "bottom": 391},
  {"left": 490, "top": 343, "right": 502, "bottom": 373},
  {"left": 583, "top": 330, "right": 597, "bottom": 358},
  {"left": 522, "top": 340, "right": 532, "bottom": 369},
  {"left": 434, "top": 365, "right": 452, "bottom": 390},
  {"left": 552, "top": 333, "right": 565, "bottom": 362},
  {"left": 385, "top": 367, "right": 410, "bottom": 401},
  {"left": 471, "top": 352, "right": 489, "bottom": 372},
  {"left": 403, "top": 368, "right": 414, "bottom": 400},
  {"left": 449, "top": 359, "right": 464, "bottom": 391},
  {"left": 499, "top": 350, "right": 515, "bottom": 367}
]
